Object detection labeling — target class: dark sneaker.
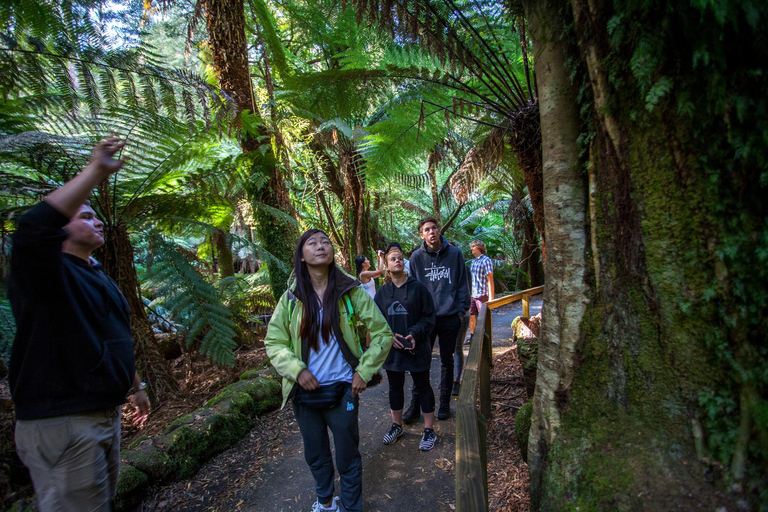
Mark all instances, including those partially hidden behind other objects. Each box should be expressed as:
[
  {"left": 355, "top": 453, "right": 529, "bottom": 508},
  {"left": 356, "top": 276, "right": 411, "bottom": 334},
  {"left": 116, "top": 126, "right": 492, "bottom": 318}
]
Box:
[
  {"left": 402, "top": 401, "right": 420, "bottom": 425},
  {"left": 383, "top": 423, "right": 404, "bottom": 445},
  {"left": 419, "top": 428, "right": 437, "bottom": 451},
  {"left": 451, "top": 380, "right": 460, "bottom": 396},
  {"left": 437, "top": 403, "right": 451, "bottom": 420}
]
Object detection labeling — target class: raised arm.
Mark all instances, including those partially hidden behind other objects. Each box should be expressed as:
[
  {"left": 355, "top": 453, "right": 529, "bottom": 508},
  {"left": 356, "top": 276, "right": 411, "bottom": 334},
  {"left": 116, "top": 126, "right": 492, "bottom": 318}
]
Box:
[
  {"left": 45, "top": 138, "right": 126, "bottom": 217},
  {"left": 358, "top": 251, "right": 385, "bottom": 283}
]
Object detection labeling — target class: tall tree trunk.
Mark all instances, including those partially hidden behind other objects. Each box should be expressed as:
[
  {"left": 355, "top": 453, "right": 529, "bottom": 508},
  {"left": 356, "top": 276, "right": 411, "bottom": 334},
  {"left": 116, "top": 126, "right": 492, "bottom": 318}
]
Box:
[
  {"left": 512, "top": 186, "right": 542, "bottom": 289},
  {"left": 524, "top": 0, "right": 766, "bottom": 508},
  {"left": 521, "top": 0, "right": 589, "bottom": 507},
  {"left": 98, "top": 223, "right": 179, "bottom": 402},
  {"left": 205, "top": 0, "right": 297, "bottom": 300}
]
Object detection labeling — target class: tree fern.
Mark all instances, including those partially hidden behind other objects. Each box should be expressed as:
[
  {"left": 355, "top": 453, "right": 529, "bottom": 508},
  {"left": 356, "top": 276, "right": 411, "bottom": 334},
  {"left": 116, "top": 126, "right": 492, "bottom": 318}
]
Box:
[{"left": 145, "top": 234, "right": 239, "bottom": 366}]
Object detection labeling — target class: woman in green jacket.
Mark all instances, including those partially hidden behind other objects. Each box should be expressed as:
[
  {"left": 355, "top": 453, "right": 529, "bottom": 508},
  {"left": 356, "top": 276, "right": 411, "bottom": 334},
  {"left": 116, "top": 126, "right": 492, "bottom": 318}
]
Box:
[{"left": 264, "top": 229, "right": 393, "bottom": 512}]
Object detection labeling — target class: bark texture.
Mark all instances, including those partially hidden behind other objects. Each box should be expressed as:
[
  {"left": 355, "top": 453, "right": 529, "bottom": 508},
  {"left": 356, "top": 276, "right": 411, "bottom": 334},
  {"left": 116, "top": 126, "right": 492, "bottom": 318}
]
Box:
[
  {"left": 525, "top": 0, "right": 767, "bottom": 508},
  {"left": 522, "top": 1, "right": 589, "bottom": 507},
  {"left": 205, "top": 0, "right": 298, "bottom": 300}
]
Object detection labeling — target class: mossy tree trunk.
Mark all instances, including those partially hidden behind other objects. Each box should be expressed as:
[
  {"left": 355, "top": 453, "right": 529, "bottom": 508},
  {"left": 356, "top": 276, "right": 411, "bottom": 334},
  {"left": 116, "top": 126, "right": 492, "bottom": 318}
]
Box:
[
  {"left": 524, "top": 0, "right": 767, "bottom": 509},
  {"left": 521, "top": 0, "right": 589, "bottom": 507}
]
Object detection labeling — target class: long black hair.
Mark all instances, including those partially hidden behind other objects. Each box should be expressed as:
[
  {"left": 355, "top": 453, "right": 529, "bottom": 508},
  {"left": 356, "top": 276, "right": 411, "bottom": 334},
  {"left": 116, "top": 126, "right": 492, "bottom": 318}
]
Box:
[
  {"left": 354, "top": 255, "right": 367, "bottom": 277},
  {"left": 293, "top": 229, "right": 340, "bottom": 352}
]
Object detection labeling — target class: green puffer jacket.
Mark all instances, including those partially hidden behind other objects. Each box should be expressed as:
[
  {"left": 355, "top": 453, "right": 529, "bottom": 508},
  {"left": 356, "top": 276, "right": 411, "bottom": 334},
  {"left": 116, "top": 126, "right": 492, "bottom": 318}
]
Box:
[{"left": 264, "top": 270, "right": 394, "bottom": 409}]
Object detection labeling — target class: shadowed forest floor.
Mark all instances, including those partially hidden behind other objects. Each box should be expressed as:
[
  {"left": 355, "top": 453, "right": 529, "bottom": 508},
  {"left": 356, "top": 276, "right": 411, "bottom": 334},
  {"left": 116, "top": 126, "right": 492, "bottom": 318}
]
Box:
[
  {"left": 0, "top": 299, "right": 539, "bottom": 511},
  {"left": 131, "top": 300, "right": 537, "bottom": 512}
]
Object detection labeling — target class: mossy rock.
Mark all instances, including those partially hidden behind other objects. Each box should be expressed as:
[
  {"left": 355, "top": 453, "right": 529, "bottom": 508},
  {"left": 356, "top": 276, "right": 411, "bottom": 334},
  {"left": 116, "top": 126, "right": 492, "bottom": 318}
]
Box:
[
  {"left": 205, "top": 376, "right": 281, "bottom": 417},
  {"left": 517, "top": 337, "right": 538, "bottom": 399},
  {"left": 515, "top": 401, "right": 533, "bottom": 463},
  {"left": 113, "top": 464, "right": 149, "bottom": 512},
  {"left": 113, "top": 372, "right": 283, "bottom": 501},
  {"left": 239, "top": 369, "right": 261, "bottom": 380},
  {"left": 127, "top": 435, "right": 149, "bottom": 450},
  {"left": 198, "top": 413, "right": 252, "bottom": 455},
  {"left": 121, "top": 442, "right": 178, "bottom": 482}
]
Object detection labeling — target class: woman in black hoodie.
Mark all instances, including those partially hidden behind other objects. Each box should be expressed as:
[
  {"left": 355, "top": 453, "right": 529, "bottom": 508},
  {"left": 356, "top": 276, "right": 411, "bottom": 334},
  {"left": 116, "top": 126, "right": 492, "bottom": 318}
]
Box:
[{"left": 374, "top": 243, "right": 438, "bottom": 450}]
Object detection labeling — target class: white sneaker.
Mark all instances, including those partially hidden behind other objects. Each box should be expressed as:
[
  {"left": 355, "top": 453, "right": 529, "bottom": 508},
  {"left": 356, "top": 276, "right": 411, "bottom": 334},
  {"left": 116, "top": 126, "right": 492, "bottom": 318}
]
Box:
[{"left": 311, "top": 496, "right": 339, "bottom": 511}]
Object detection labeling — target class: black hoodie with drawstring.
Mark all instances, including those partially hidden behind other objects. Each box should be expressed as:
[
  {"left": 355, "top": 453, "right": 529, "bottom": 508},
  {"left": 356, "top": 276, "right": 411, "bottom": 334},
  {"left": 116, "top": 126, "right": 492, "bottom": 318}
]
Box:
[{"left": 373, "top": 276, "right": 435, "bottom": 373}]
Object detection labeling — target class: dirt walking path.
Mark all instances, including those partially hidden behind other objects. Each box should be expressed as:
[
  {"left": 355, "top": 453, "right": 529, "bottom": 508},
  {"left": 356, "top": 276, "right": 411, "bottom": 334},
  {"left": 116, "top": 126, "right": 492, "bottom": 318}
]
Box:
[{"left": 136, "top": 297, "right": 542, "bottom": 512}]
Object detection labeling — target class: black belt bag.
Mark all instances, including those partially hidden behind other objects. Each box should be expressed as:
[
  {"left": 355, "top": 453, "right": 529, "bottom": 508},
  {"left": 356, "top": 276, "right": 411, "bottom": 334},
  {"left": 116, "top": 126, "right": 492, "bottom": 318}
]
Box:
[{"left": 296, "top": 382, "right": 350, "bottom": 409}]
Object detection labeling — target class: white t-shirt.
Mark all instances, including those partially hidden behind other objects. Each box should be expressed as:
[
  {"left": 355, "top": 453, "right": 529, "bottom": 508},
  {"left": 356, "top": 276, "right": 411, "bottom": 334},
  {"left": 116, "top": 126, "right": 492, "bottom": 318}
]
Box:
[
  {"left": 307, "top": 308, "right": 354, "bottom": 385},
  {"left": 360, "top": 278, "right": 376, "bottom": 299}
]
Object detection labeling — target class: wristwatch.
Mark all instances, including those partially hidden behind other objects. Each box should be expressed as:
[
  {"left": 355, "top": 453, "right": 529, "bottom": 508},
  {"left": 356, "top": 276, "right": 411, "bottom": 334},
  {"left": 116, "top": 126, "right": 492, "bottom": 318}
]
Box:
[{"left": 127, "top": 382, "right": 147, "bottom": 396}]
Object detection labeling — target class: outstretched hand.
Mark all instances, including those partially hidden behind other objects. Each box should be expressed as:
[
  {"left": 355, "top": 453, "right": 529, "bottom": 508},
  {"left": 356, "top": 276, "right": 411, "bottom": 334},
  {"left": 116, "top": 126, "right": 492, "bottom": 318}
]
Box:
[{"left": 90, "top": 137, "right": 126, "bottom": 176}]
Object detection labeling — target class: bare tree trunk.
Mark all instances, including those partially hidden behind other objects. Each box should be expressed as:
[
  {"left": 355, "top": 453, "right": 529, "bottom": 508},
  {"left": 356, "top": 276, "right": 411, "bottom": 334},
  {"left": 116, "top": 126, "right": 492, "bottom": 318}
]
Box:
[
  {"left": 428, "top": 149, "right": 441, "bottom": 224},
  {"left": 521, "top": 0, "right": 589, "bottom": 507}
]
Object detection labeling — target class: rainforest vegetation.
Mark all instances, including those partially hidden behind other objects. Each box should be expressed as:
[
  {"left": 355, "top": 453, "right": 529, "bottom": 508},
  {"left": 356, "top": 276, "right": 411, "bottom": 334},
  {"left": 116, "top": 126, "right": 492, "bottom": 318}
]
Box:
[{"left": 0, "top": 0, "right": 766, "bottom": 510}]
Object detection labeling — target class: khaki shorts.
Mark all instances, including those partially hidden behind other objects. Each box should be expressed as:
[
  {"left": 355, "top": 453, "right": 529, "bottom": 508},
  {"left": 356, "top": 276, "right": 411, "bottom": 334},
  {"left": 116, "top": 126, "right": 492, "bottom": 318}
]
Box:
[{"left": 15, "top": 407, "right": 122, "bottom": 512}]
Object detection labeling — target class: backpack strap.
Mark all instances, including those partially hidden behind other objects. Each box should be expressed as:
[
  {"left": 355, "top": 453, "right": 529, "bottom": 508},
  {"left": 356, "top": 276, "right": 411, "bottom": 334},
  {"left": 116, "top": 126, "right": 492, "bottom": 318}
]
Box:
[
  {"left": 287, "top": 290, "right": 359, "bottom": 370},
  {"left": 332, "top": 294, "right": 360, "bottom": 370}
]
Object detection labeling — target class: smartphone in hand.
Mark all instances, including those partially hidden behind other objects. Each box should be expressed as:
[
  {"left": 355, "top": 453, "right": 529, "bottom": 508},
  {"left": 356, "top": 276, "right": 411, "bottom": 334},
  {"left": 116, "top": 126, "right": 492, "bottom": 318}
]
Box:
[{"left": 397, "top": 333, "right": 414, "bottom": 350}]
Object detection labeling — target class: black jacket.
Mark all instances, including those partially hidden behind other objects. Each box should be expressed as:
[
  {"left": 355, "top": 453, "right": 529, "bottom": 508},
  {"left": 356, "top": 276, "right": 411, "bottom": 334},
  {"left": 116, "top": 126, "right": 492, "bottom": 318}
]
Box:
[
  {"left": 409, "top": 235, "right": 470, "bottom": 318},
  {"left": 8, "top": 201, "right": 135, "bottom": 420},
  {"left": 374, "top": 276, "right": 435, "bottom": 372}
]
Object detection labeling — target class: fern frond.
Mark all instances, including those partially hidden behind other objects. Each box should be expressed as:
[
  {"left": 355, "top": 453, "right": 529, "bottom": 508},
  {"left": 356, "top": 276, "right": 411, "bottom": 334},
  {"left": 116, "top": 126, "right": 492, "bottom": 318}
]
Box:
[{"left": 145, "top": 234, "right": 238, "bottom": 366}]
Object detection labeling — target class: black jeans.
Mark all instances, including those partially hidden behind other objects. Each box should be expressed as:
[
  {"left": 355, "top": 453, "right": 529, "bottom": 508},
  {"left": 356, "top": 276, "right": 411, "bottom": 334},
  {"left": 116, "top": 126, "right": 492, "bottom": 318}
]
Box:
[
  {"left": 293, "top": 385, "right": 361, "bottom": 512},
  {"left": 387, "top": 369, "right": 435, "bottom": 413},
  {"left": 430, "top": 314, "right": 461, "bottom": 405}
]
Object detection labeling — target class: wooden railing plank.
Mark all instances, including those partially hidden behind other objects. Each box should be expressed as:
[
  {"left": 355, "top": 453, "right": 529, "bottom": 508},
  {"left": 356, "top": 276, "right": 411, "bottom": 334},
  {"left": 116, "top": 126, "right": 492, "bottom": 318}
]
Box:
[
  {"left": 486, "top": 285, "right": 544, "bottom": 310},
  {"left": 455, "top": 285, "right": 544, "bottom": 511}
]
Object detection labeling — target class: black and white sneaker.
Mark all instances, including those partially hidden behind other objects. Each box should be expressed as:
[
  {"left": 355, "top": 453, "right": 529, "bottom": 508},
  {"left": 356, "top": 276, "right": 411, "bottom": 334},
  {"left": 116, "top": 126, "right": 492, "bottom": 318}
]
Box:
[
  {"left": 383, "top": 423, "right": 404, "bottom": 445},
  {"left": 419, "top": 428, "right": 437, "bottom": 451}
]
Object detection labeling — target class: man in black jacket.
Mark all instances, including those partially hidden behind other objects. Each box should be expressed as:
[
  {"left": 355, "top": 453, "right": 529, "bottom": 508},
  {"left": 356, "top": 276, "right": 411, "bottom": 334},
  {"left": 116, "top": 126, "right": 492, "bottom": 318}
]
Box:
[
  {"left": 404, "top": 217, "right": 470, "bottom": 421},
  {"left": 8, "top": 138, "right": 150, "bottom": 511}
]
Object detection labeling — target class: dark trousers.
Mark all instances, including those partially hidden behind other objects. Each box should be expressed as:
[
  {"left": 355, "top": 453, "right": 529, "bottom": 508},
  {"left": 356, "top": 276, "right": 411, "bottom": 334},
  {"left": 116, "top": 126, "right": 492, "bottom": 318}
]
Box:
[
  {"left": 293, "top": 386, "right": 362, "bottom": 512},
  {"left": 387, "top": 369, "right": 435, "bottom": 413},
  {"left": 430, "top": 315, "right": 461, "bottom": 405}
]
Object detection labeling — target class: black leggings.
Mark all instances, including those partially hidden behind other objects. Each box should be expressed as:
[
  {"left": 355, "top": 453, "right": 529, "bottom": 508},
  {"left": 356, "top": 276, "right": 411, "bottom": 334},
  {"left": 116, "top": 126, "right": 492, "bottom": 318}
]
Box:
[{"left": 386, "top": 369, "right": 435, "bottom": 413}]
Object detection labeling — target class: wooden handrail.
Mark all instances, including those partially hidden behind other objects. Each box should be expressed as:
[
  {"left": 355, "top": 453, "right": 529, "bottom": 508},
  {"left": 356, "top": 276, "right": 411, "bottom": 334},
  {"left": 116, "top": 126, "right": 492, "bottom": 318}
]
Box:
[
  {"left": 486, "top": 285, "right": 544, "bottom": 310},
  {"left": 455, "top": 285, "right": 544, "bottom": 511}
]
